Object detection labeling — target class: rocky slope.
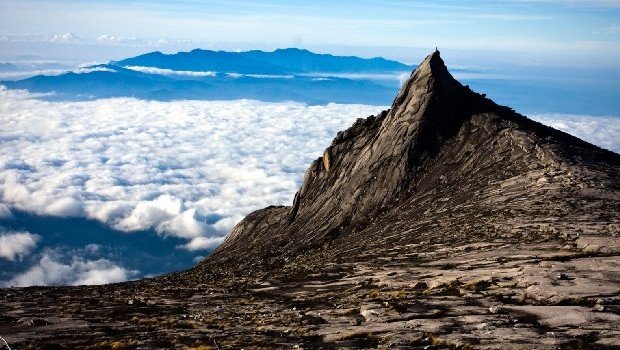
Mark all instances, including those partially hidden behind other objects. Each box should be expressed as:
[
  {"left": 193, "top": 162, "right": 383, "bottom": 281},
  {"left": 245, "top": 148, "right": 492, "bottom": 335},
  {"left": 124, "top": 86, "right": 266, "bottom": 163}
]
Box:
[
  {"left": 196, "top": 50, "right": 619, "bottom": 277},
  {"left": 1, "top": 51, "right": 619, "bottom": 349}
]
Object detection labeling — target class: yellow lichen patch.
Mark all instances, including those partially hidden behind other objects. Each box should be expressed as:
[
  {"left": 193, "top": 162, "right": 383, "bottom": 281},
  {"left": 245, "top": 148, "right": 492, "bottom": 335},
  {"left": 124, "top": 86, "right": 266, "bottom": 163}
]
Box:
[
  {"left": 110, "top": 342, "right": 133, "bottom": 350},
  {"left": 366, "top": 289, "right": 380, "bottom": 299},
  {"left": 87, "top": 341, "right": 136, "bottom": 350},
  {"left": 463, "top": 278, "right": 494, "bottom": 293},
  {"left": 391, "top": 290, "right": 407, "bottom": 299},
  {"left": 322, "top": 149, "right": 331, "bottom": 171}
]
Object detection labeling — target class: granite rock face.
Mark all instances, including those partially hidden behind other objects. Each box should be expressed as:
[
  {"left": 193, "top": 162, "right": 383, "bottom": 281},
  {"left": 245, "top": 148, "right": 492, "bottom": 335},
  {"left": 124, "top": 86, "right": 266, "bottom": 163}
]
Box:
[
  {"left": 200, "top": 50, "right": 618, "bottom": 276},
  {"left": 1, "top": 51, "right": 619, "bottom": 349}
]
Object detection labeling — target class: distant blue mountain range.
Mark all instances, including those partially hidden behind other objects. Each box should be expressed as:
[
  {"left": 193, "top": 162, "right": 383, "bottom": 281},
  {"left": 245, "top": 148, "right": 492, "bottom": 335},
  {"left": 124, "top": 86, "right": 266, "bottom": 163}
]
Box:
[
  {"left": 113, "top": 48, "right": 412, "bottom": 74},
  {"left": 2, "top": 48, "right": 412, "bottom": 104}
]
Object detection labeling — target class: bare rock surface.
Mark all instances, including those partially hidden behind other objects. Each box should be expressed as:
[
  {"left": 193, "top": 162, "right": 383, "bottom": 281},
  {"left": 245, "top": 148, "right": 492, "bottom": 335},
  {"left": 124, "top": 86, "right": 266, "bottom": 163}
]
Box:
[{"left": 1, "top": 51, "right": 619, "bottom": 349}]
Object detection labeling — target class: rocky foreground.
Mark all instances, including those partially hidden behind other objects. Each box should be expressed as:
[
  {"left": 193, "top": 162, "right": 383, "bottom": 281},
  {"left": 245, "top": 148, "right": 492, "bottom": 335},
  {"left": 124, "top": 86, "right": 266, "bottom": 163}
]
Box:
[{"left": 1, "top": 51, "right": 619, "bottom": 349}]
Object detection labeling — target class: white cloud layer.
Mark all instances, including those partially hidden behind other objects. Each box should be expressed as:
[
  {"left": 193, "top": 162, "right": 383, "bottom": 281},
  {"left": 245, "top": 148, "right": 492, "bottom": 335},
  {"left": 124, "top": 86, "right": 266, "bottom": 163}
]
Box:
[
  {"left": 2, "top": 253, "right": 138, "bottom": 287},
  {"left": 0, "top": 87, "right": 618, "bottom": 254},
  {"left": 49, "top": 32, "right": 79, "bottom": 43},
  {"left": 0, "top": 69, "right": 69, "bottom": 80},
  {"left": 0, "top": 86, "right": 382, "bottom": 249},
  {"left": 73, "top": 66, "right": 117, "bottom": 74},
  {"left": 0, "top": 231, "right": 40, "bottom": 261},
  {"left": 226, "top": 73, "right": 294, "bottom": 79},
  {"left": 529, "top": 113, "right": 620, "bottom": 153},
  {"left": 124, "top": 66, "right": 216, "bottom": 77}
]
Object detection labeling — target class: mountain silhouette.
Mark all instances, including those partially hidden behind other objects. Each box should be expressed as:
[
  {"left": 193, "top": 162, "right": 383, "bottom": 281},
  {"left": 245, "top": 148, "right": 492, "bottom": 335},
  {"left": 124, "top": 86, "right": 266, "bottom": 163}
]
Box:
[
  {"left": 1, "top": 48, "right": 412, "bottom": 104},
  {"left": 113, "top": 48, "right": 412, "bottom": 74}
]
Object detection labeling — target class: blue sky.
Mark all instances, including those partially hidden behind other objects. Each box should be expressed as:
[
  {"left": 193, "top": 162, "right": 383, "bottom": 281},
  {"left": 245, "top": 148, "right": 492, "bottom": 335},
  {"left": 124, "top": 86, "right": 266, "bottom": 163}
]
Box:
[{"left": 0, "top": 0, "right": 619, "bottom": 68}]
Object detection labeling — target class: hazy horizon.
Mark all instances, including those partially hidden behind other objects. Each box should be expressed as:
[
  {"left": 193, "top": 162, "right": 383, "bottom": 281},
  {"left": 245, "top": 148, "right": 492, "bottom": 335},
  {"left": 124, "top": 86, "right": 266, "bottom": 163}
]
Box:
[{"left": 1, "top": 0, "right": 619, "bottom": 68}]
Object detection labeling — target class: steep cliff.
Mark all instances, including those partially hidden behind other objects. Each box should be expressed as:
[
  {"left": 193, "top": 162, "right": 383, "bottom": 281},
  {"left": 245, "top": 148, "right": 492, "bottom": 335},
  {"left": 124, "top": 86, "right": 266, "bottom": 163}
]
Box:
[{"left": 197, "top": 50, "right": 619, "bottom": 277}]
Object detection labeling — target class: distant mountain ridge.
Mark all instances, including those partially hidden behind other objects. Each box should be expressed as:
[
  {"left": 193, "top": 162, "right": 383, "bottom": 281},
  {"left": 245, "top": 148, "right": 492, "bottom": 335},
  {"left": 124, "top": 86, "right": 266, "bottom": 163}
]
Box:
[
  {"left": 112, "top": 48, "right": 413, "bottom": 75},
  {"left": 2, "top": 48, "right": 411, "bottom": 104}
]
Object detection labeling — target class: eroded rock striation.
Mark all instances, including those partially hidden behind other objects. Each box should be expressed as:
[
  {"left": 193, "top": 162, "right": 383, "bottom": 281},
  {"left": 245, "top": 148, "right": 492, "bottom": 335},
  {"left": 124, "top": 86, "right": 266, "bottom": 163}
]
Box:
[{"left": 1, "top": 51, "right": 619, "bottom": 349}]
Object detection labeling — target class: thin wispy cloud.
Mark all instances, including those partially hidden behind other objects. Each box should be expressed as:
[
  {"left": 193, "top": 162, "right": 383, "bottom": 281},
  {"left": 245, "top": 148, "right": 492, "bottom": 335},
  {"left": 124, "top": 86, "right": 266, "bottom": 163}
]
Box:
[
  {"left": 506, "top": 0, "right": 620, "bottom": 8},
  {"left": 48, "top": 32, "right": 79, "bottom": 43},
  {"left": 124, "top": 65, "right": 216, "bottom": 77}
]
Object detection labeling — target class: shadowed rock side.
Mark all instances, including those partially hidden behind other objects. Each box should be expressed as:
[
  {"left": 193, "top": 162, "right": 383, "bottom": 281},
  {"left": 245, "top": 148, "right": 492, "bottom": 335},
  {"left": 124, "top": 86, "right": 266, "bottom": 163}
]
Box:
[{"left": 1, "top": 51, "right": 619, "bottom": 349}]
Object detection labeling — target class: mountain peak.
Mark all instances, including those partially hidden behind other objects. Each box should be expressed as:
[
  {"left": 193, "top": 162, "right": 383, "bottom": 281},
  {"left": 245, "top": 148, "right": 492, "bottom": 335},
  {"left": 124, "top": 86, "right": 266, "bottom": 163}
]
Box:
[
  {"left": 218, "top": 51, "right": 495, "bottom": 251},
  {"left": 410, "top": 49, "right": 447, "bottom": 78},
  {"left": 204, "top": 50, "right": 618, "bottom": 272},
  {"left": 421, "top": 49, "right": 455, "bottom": 86},
  {"left": 417, "top": 48, "right": 443, "bottom": 72},
  {"left": 390, "top": 49, "right": 461, "bottom": 112},
  {"left": 213, "top": 51, "right": 494, "bottom": 257}
]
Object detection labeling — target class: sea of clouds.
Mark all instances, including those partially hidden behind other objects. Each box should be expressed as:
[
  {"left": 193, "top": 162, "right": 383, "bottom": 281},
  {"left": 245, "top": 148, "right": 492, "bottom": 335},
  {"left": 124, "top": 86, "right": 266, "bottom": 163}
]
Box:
[
  {"left": 0, "top": 86, "right": 382, "bottom": 259},
  {"left": 1, "top": 86, "right": 618, "bottom": 286},
  {"left": 529, "top": 114, "right": 620, "bottom": 153}
]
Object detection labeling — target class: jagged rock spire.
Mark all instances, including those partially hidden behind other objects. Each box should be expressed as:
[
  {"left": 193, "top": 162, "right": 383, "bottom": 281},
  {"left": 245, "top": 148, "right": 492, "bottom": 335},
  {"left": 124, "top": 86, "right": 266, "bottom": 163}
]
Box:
[
  {"left": 208, "top": 50, "right": 618, "bottom": 271},
  {"left": 286, "top": 50, "right": 483, "bottom": 232}
]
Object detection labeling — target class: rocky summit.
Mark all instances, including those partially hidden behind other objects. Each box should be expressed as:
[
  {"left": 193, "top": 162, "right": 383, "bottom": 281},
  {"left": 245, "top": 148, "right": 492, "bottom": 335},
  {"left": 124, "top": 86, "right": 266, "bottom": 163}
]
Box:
[{"left": 1, "top": 51, "right": 619, "bottom": 349}]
